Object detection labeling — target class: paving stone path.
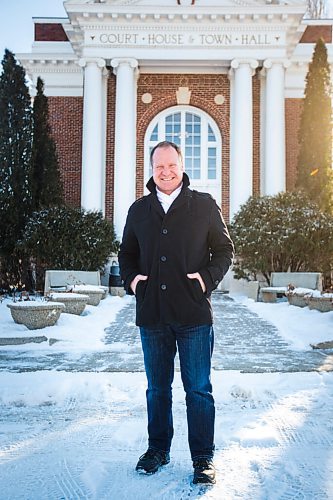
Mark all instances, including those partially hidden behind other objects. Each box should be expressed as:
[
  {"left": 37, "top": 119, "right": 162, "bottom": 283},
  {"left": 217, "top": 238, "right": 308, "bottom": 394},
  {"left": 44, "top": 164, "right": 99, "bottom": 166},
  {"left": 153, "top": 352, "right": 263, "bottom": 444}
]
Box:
[
  {"left": 0, "top": 294, "right": 331, "bottom": 373},
  {"left": 102, "top": 293, "right": 330, "bottom": 373}
]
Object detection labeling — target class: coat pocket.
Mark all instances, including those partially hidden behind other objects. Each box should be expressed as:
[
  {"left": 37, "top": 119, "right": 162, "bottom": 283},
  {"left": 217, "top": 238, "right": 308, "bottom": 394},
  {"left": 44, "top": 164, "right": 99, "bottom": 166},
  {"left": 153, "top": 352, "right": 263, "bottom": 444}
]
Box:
[
  {"left": 135, "top": 279, "right": 147, "bottom": 303},
  {"left": 189, "top": 277, "right": 205, "bottom": 302}
]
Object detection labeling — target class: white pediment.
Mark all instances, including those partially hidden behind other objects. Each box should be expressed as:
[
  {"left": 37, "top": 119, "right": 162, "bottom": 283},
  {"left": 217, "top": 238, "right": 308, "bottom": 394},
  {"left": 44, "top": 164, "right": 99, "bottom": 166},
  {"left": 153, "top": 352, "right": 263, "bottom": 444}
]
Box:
[{"left": 64, "top": 0, "right": 306, "bottom": 6}]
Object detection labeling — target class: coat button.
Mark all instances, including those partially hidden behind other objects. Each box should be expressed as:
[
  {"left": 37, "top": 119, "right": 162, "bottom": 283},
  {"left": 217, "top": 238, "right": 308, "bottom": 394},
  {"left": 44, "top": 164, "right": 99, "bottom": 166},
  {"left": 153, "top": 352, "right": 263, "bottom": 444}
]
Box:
[
  {"left": 161, "top": 284, "right": 167, "bottom": 290},
  {"left": 160, "top": 256, "right": 167, "bottom": 262},
  {"left": 215, "top": 280, "right": 219, "bottom": 285},
  {"left": 162, "top": 228, "right": 168, "bottom": 234}
]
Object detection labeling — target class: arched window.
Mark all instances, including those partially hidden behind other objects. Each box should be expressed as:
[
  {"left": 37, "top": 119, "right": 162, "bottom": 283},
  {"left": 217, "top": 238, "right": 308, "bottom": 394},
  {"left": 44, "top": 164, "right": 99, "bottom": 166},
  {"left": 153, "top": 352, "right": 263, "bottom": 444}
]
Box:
[{"left": 144, "top": 106, "right": 222, "bottom": 205}]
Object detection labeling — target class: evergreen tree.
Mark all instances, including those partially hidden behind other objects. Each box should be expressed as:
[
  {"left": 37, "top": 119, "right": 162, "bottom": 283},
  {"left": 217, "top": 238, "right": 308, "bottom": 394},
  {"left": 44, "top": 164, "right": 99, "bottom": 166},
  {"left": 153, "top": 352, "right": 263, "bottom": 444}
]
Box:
[
  {"left": 0, "top": 50, "right": 33, "bottom": 271},
  {"left": 296, "top": 38, "right": 333, "bottom": 212},
  {"left": 31, "top": 77, "right": 63, "bottom": 210},
  {"left": 229, "top": 192, "right": 333, "bottom": 285},
  {"left": 19, "top": 206, "right": 118, "bottom": 290}
]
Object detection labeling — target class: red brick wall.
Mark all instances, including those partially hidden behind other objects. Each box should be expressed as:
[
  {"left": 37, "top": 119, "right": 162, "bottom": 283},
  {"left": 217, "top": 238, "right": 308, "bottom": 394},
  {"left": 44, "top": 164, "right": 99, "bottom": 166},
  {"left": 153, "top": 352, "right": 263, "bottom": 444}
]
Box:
[
  {"left": 253, "top": 72, "right": 261, "bottom": 196},
  {"left": 285, "top": 98, "right": 303, "bottom": 190},
  {"left": 35, "top": 23, "right": 69, "bottom": 42},
  {"left": 134, "top": 73, "right": 231, "bottom": 221},
  {"left": 300, "top": 25, "right": 332, "bottom": 43},
  {"left": 48, "top": 97, "right": 83, "bottom": 207},
  {"left": 105, "top": 74, "right": 116, "bottom": 221}
]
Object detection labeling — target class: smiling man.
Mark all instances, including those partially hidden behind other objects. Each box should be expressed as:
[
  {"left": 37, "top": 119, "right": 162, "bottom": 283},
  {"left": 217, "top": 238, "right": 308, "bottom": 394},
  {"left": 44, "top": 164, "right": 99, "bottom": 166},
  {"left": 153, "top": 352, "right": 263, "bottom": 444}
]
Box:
[{"left": 118, "top": 141, "right": 234, "bottom": 485}]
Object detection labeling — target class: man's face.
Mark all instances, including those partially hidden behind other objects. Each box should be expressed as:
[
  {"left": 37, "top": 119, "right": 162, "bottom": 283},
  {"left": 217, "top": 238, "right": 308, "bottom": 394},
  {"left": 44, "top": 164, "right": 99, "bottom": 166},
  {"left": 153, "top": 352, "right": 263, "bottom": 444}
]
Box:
[{"left": 152, "top": 145, "right": 184, "bottom": 195}]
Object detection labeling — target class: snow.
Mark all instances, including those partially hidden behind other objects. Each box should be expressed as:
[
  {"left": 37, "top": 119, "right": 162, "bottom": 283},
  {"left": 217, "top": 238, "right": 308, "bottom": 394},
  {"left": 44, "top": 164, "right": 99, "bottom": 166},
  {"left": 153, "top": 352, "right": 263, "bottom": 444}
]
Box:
[
  {"left": 0, "top": 293, "right": 333, "bottom": 498},
  {"left": 5, "top": 300, "right": 65, "bottom": 308},
  {"left": 0, "top": 295, "right": 133, "bottom": 352},
  {"left": 230, "top": 294, "right": 333, "bottom": 350},
  {"left": 48, "top": 292, "right": 89, "bottom": 299}
]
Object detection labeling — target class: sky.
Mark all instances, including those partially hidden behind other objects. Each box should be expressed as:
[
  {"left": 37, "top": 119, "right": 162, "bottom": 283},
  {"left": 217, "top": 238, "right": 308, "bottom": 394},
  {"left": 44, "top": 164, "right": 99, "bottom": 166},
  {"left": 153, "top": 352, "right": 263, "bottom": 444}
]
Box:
[
  {"left": 0, "top": 0, "right": 67, "bottom": 59},
  {"left": 1, "top": 0, "right": 333, "bottom": 60}
]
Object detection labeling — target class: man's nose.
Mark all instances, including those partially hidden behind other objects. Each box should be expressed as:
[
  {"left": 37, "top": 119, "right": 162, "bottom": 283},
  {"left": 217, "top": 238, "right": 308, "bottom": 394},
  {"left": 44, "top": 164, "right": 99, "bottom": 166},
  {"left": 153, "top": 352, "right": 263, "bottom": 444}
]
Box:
[{"left": 161, "top": 166, "right": 171, "bottom": 174}]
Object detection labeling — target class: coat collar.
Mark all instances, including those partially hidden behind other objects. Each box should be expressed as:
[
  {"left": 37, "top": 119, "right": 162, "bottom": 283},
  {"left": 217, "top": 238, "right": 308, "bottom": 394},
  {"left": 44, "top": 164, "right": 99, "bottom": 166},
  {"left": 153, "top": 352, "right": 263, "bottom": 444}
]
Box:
[{"left": 146, "top": 173, "right": 192, "bottom": 217}]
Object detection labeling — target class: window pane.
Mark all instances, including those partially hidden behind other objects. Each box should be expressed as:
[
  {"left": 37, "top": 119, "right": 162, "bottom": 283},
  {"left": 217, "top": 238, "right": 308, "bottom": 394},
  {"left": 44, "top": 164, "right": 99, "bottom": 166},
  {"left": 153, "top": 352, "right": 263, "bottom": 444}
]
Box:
[
  {"left": 150, "top": 124, "right": 158, "bottom": 142},
  {"left": 208, "top": 125, "right": 216, "bottom": 141},
  {"left": 165, "top": 112, "right": 181, "bottom": 144},
  {"left": 208, "top": 147, "right": 216, "bottom": 179},
  {"left": 183, "top": 113, "right": 202, "bottom": 180}
]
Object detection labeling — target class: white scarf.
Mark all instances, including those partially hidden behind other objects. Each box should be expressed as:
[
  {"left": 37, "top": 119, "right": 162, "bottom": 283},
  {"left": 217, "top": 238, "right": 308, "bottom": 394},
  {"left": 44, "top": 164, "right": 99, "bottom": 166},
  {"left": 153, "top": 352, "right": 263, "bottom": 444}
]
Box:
[{"left": 156, "top": 184, "right": 182, "bottom": 213}]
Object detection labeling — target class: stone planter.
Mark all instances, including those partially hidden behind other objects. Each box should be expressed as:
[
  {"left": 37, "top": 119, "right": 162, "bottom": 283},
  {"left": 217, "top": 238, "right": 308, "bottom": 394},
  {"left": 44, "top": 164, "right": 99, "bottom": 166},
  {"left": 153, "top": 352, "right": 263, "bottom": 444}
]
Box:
[
  {"left": 110, "top": 286, "right": 126, "bottom": 297},
  {"left": 286, "top": 294, "right": 309, "bottom": 308},
  {"left": 286, "top": 289, "right": 314, "bottom": 308},
  {"left": 99, "top": 286, "right": 109, "bottom": 299},
  {"left": 7, "top": 302, "right": 64, "bottom": 330},
  {"left": 72, "top": 285, "right": 104, "bottom": 306},
  {"left": 306, "top": 296, "right": 333, "bottom": 313},
  {"left": 47, "top": 292, "right": 89, "bottom": 315}
]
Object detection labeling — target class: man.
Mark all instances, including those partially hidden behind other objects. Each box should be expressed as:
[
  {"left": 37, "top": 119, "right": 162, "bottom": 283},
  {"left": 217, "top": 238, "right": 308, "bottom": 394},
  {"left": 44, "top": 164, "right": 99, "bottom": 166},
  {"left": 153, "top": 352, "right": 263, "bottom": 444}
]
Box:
[{"left": 118, "top": 141, "right": 234, "bottom": 484}]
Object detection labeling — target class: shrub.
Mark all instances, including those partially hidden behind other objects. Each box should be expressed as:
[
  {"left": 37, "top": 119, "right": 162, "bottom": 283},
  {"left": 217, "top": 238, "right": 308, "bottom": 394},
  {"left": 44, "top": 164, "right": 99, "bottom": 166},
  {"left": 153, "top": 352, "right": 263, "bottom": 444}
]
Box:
[
  {"left": 19, "top": 206, "right": 119, "bottom": 290},
  {"left": 229, "top": 191, "right": 333, "bottom": 284}
]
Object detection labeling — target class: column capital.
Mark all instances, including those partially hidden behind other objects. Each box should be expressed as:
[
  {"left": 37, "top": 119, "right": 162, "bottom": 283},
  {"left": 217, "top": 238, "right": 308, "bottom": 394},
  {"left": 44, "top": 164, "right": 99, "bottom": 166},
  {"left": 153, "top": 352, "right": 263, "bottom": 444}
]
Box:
[
  {"left": 78, "top": 57, "right": 106, "bottom": 69},
  {"left": 263, "top": 58, "right": 291, "bottom": 70},
  {"left": 230, "top": 59, "right": 259, "bottom": 71},
  {"left": 111, "top": 58, "right": 138, "bottom": 74}
]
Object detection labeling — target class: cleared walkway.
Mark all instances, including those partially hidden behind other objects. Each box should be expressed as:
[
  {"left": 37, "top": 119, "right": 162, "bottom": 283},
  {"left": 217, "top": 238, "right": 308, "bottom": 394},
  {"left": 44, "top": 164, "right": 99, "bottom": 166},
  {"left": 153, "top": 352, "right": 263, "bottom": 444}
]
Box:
[
  {"left": 0, "top": 294, "right": 330, "bottom": 373},
  {"left": 103, "top": 293, "right": 330, "bottom": 373}
]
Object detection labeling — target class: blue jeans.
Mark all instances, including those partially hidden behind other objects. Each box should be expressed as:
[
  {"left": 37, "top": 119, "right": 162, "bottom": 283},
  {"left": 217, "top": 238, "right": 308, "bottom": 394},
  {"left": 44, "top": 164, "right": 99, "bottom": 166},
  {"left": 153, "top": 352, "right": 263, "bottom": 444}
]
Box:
[{"left": 139, "top": 324, "right": 215, "bottom": 460}]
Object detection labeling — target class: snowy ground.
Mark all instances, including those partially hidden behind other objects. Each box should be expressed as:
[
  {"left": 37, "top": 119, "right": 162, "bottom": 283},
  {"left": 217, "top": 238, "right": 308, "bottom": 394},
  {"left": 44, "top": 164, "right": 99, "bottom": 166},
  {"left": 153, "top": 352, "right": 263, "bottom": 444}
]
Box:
[{"left": 0, "top": 294, "right": 333, "bottom": 499}]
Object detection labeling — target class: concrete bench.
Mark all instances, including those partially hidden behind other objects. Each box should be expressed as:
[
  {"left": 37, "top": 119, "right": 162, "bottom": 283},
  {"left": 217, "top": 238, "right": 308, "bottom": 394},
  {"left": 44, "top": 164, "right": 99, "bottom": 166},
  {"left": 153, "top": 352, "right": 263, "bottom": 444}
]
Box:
[
  {"left": 260, "top": 272, "right": 322, "bottom": 303},
  {"left": 44, "top": 270, "right": 108, "bottom": 298}
]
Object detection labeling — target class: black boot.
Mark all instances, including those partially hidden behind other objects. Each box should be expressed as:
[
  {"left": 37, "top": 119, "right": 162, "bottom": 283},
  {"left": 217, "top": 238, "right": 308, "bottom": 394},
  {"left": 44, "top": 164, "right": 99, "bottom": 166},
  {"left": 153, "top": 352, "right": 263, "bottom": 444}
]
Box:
[
  {"left": 193, "top": 458, "right": 216, "bottom": 484},
  {"left": 136, "top": 448, "right": 170, "bottom": 474}
]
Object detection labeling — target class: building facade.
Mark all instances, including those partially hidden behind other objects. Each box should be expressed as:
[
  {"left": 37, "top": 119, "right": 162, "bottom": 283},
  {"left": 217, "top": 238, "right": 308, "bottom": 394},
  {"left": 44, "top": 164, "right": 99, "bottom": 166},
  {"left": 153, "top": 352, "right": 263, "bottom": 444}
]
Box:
[{"left": 18, "top": 0, "right": 333, "bottom": 238}]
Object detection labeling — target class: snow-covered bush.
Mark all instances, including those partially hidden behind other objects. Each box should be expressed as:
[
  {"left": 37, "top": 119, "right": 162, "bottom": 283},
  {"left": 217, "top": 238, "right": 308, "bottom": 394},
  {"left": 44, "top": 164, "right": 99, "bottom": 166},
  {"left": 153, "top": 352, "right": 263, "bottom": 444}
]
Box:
[
  {"left": 229, "top": 191, "right": 333, "bottom": 285},
  {"left": 19, "top": 206, "right": 118, "bottom": 290}
]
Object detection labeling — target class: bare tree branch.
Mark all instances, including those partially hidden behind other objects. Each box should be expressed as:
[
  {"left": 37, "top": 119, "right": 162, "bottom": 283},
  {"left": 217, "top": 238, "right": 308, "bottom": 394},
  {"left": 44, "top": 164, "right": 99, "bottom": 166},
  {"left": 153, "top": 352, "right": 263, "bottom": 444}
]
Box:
[{"left": 306, "top": 0, "right": 327, "bottom": 19}]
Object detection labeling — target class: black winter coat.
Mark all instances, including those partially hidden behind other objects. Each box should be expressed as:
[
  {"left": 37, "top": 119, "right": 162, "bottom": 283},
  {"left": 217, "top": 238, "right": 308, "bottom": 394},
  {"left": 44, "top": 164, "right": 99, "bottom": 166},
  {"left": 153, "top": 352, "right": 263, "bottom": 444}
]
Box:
[{"left": 118, "top": 174, "right": 234, "bottom": 327}]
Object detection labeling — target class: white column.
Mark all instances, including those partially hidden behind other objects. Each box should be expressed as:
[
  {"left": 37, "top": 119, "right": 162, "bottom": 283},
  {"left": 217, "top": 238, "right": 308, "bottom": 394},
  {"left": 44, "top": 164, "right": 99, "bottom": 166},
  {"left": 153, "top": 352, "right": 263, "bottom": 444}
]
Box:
[
  {"left": 263, "top": 59, "right": 289, "bottom": 195},
  {"left": 79, "top": 58, "right": 105, "bottom": 213},
  {"left": 229, "top": 59, "right": 258, "bottom": 219},
  {"left": 111, "top": 58, "right": 138, "bottom": 239}
]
